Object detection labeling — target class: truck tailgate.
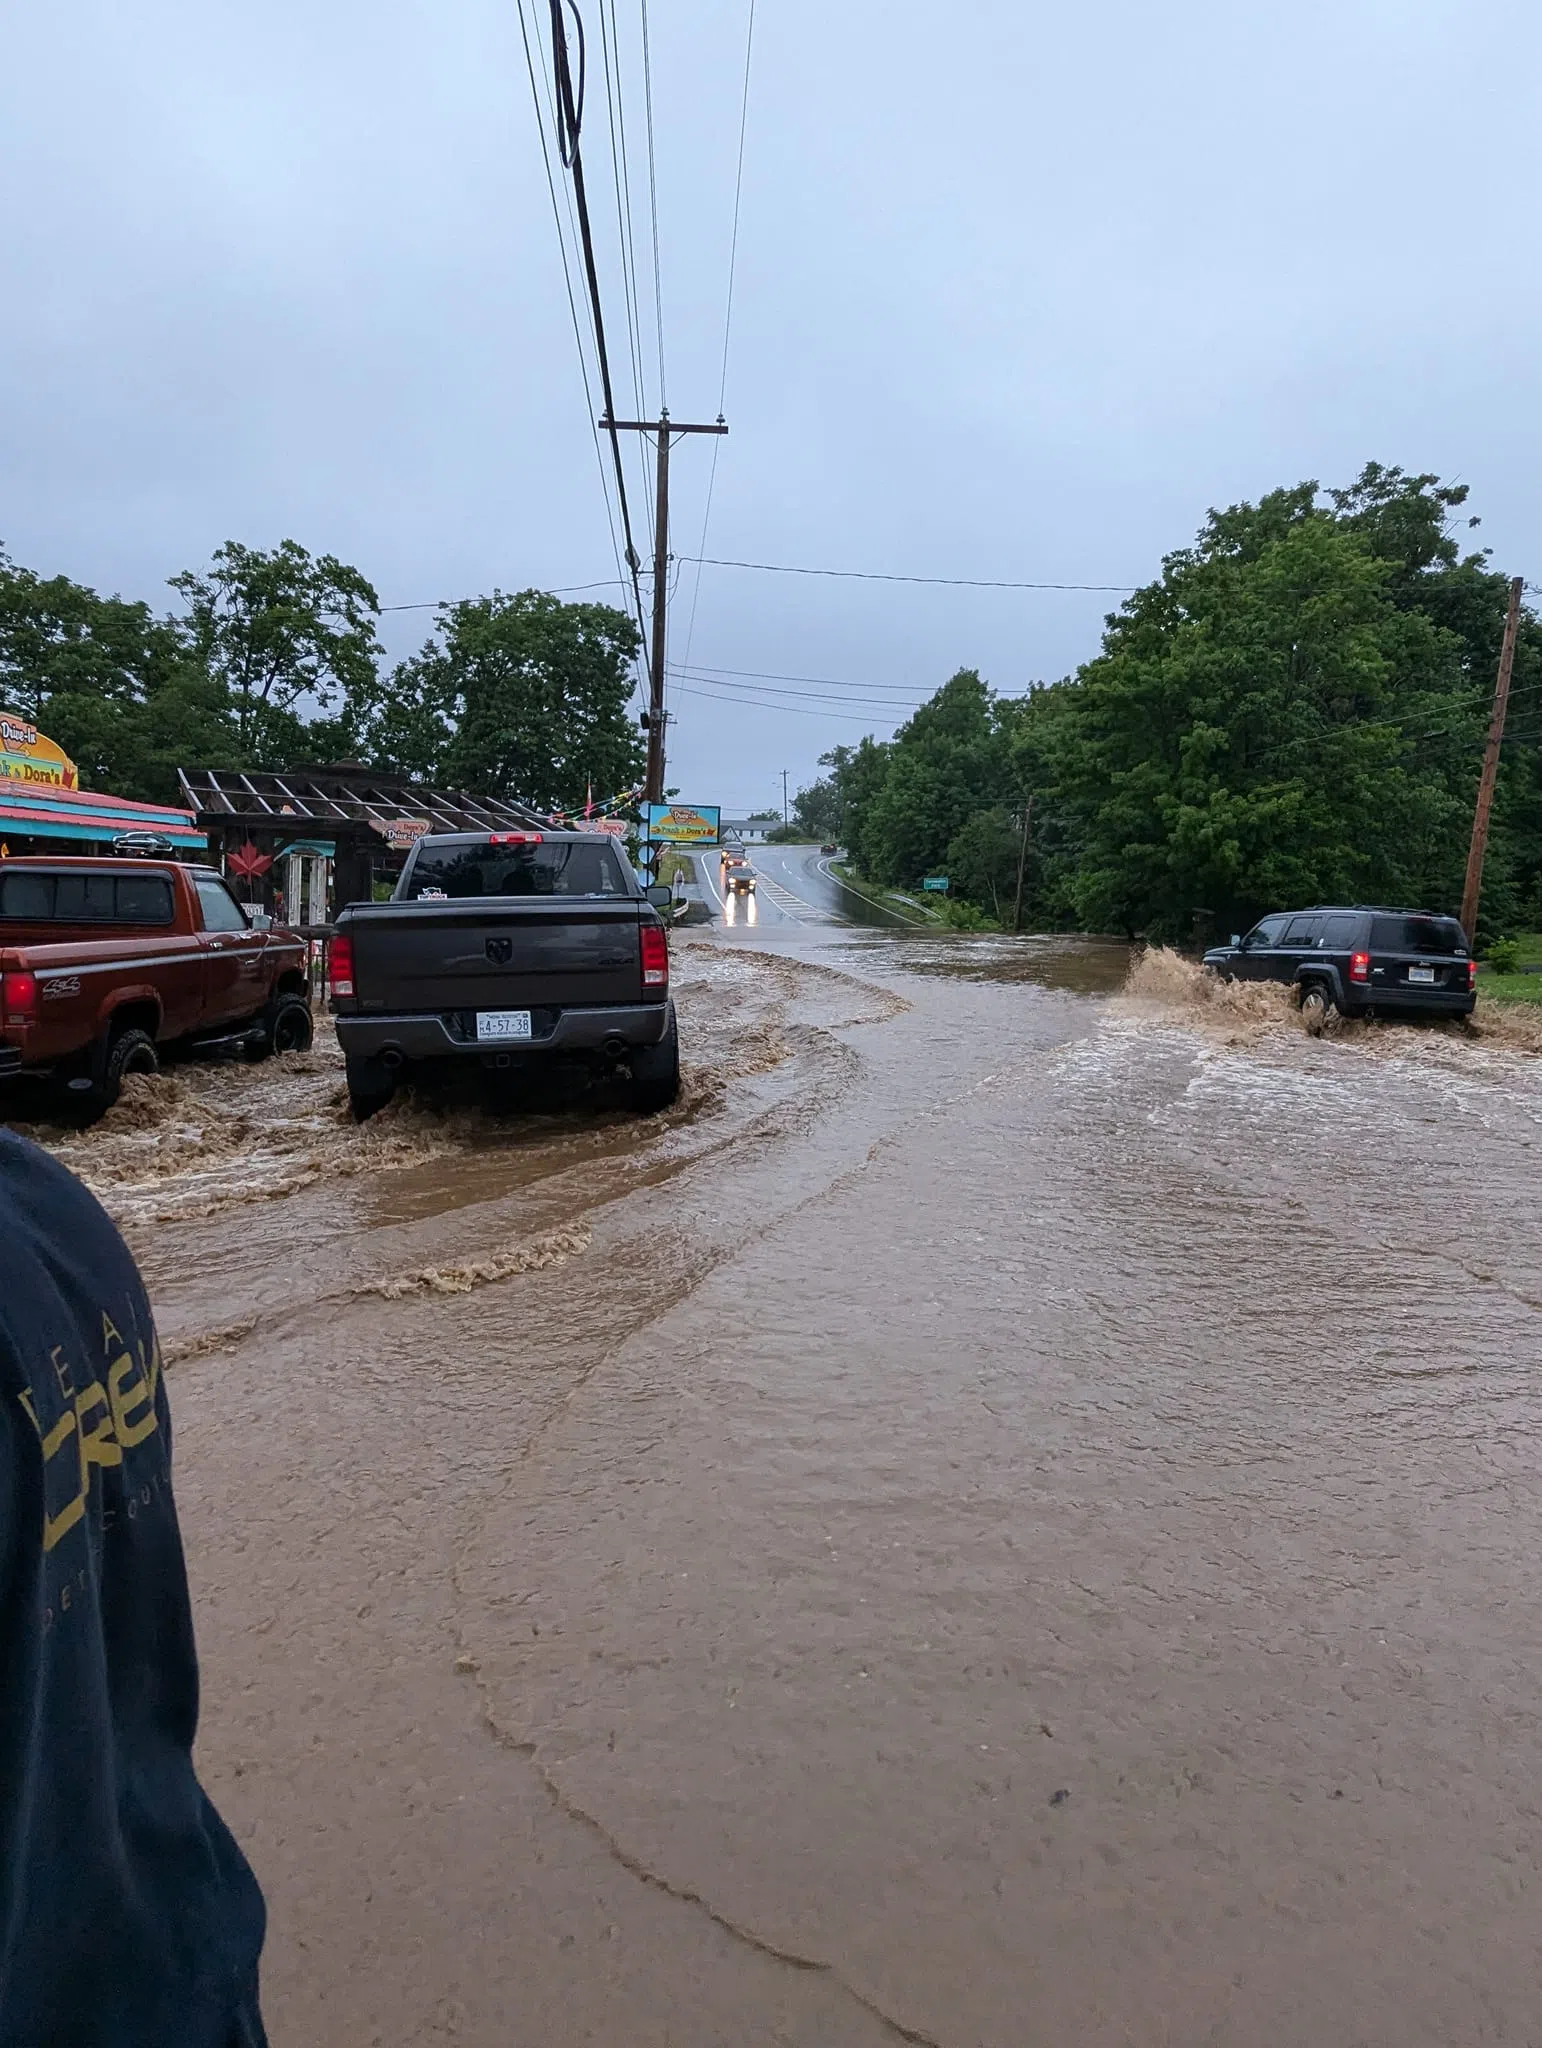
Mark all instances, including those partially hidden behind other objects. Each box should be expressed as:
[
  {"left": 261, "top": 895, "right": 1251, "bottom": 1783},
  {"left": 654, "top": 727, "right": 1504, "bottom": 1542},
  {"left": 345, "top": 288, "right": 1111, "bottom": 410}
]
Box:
[{"left": 347, "top": 900, "right": 645, "bottom": 1010}]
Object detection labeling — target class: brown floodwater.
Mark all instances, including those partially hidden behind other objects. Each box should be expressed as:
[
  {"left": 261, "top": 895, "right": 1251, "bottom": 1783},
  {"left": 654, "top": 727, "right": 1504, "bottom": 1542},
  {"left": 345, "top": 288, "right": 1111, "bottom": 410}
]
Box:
[{"left": 15, "top": 933, "right": 1542, "bottom": 2045}]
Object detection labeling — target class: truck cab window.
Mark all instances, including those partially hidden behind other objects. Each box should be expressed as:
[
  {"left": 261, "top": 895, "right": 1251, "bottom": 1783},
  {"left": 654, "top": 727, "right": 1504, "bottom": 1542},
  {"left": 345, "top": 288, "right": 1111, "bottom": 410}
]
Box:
[{"left": 196, "top": 874, "right": 250, "bottom": 933}]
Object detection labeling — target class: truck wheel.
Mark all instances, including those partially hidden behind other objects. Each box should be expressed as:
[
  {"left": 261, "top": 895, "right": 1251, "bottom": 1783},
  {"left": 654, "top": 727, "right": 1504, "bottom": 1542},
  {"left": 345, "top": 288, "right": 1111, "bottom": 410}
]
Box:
[
  {"left": 1299, "top": 984, "right": 1335, "bottom": 1035},
  {"left": 247, "top": 992, "right": 314, "bottom": 1061},
  {"left": 76, "top": 1027, "right": 159, "bottom": 1120},
  {"left": 627, "top": 1009, "right": 680, "bottom": 1114},
  {"left": 346, "top": 1053, "right": 397, "bottom": 1123}
]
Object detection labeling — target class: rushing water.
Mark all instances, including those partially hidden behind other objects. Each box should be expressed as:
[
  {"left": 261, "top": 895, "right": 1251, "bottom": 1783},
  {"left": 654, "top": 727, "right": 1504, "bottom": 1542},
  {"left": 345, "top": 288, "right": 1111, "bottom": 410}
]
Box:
[{"left": 15, "top": 931, "right": 1542, "bottom": 2046}]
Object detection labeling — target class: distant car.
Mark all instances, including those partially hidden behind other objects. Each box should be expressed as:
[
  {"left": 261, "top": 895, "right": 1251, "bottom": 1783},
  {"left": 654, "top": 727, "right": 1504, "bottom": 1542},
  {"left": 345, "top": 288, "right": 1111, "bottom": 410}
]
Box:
[
  {"left": 1203, "top": 906, "right": 1476, "bottom": 1029},
  {"left": 726, "top": 866, "right": 756, "bottom": 894},
  {"left": 820, "top": 844, "right": 837, "bottom": 855}
]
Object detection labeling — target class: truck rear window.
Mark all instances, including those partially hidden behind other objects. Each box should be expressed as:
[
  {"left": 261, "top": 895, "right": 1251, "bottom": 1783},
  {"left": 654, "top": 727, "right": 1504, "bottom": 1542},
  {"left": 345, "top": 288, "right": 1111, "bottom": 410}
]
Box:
[
  {"left": 405, "top": 840, "right": 627, "bottom": 900},
  {"left": 0, "top": 871, "right": 175, "bottom": 926},
  {"left": 1369, "top": 915, "right": 1467, "bottom": 955}
]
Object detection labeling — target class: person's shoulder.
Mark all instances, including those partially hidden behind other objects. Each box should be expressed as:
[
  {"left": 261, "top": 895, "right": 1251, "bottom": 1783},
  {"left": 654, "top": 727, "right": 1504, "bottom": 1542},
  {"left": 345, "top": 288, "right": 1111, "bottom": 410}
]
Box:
[{"left": 0, "top": 1127, "right": 125, "bottom": 1260}]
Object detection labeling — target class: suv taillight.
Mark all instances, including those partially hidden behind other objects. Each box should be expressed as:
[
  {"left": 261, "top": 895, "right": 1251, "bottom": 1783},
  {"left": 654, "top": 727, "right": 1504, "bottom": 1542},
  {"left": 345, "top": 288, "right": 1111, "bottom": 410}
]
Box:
[
  {"left": 1, "top": 970, "right": 38, "bottom": 1025},
  {"left": 329, "top": 933, "right": 355, "bottom": 1000},
  {"left": 640, "top": 923, "right": 669, "bottom": 990},
  {"left": 1468, "top": 958, "right": 1478, "bottom": 992},
  {"left": 1348, "top": 949, "right": 1371, "bottom": 984}
]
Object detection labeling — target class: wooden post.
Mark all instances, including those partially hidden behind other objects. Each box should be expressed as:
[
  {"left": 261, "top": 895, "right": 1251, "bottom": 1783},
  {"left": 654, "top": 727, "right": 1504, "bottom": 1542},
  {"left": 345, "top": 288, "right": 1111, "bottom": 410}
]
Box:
[
  {"left": 603, "top": 415, "right": 728, "bottom": 803},
  {"left": 1461, "top": 576, "right": 1525, "bottom": 942},
  {"left": 1011, "top": 794, "right": 1034, "bottom": 932}
]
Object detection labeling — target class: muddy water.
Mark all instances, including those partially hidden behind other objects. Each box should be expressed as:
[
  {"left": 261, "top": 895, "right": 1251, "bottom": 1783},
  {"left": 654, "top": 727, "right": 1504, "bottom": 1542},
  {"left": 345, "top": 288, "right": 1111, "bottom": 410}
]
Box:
[{"left": 15, "top": 935, "right": 1542, "bottom": 2045}]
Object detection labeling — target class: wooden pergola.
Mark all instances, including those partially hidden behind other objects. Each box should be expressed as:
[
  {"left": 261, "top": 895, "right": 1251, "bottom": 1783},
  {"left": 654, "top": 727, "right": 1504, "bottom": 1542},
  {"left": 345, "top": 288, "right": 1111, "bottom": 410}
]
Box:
[{"left": 177, "top": 764, "right": 548, "bottom": 910}]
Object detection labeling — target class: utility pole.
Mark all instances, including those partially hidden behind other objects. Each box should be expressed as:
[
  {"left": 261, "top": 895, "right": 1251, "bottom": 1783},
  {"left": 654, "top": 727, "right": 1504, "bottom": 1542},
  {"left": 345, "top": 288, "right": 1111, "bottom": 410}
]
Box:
[
  {"left": 604, "top": 412, "right": 728, "bottom": 803},
  {"left": 781, "top": 769, "right": 789, "bottom": 825},
  {"left": 1461, "top": 575, "right": 1525, "bottom": 943},
  {"left": 1011, "top": 794, "right": 1034, "bottom": 933}
]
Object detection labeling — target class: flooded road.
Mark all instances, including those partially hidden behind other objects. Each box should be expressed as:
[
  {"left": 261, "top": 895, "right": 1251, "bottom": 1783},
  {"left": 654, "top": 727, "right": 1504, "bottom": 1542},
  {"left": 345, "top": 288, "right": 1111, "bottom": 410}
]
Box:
[{"left": 19, "top": 927, "right": 1542, "bottom": 2045}]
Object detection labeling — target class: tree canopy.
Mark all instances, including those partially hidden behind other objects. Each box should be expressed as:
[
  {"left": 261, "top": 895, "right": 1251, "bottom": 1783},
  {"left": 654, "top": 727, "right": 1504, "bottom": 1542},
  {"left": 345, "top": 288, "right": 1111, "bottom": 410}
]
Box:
[
  {"left": 369, "top": 590, "right": 644, "bottom": 808},
  {"left": 0, "top": 542, "right": 646, "bottom": 815},
  {"left": 801, "top": 465, "right": 1542, "bottom": 943}
]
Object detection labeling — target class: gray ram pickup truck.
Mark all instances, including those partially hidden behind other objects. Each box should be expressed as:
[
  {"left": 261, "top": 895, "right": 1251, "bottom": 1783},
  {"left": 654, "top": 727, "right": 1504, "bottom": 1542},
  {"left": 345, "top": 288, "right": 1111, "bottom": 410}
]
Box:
[{"left": 329, "top": 829, "right": 678, "bottom": 1120}]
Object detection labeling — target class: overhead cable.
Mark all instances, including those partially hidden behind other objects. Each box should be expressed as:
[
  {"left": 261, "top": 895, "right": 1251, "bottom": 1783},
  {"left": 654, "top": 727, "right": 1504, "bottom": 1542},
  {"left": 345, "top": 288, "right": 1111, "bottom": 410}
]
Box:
[
  {"left": 682, "top": 556, "right": 1137, "bottom": 591},
  {"left": 546, "top": 0, "right": 648, "bottom": 634},
  {"left": 514, "top": 0, "right": 633, "bottom": 628},
  {"left": 637, "top": 0, "right": 668, "bottom": 406},
  {"left": 597, "top": 0, "right": 654, "bottom": 543},
  {"left": 678, "top": 0, "right": 757, "bottom": 682}
]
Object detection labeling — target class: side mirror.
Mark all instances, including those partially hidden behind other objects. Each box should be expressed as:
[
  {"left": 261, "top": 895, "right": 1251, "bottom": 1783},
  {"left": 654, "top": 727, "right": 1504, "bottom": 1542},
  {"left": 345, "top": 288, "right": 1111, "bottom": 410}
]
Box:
[
  {"left": 1230, "top": 933, "right": 1242, "bottom": 948},
  {"left": 644, "top": 883, "right": 674, "bottom": 908}
]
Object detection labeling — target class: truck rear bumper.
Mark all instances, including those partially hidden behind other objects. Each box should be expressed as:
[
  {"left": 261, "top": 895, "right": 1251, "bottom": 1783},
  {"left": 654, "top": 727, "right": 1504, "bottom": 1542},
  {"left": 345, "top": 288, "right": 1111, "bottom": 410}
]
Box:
[
  {"left": 334, "top": 1002, "right": 671, "bottom": 1063},
  {"left": 0, "top": 1043, "right": 22, "bottom": 1081}
]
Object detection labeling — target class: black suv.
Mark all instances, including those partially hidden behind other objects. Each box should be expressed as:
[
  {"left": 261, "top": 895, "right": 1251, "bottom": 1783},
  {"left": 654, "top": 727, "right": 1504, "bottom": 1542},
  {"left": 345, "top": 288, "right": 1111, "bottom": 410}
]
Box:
[{"left": 1203, "top": 907, "right": 1476, "bottom": 1028}]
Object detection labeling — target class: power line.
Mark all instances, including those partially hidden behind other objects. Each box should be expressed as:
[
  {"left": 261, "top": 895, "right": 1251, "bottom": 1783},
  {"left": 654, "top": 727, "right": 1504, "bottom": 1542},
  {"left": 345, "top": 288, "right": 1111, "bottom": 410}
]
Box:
[
  {"left": 382, "top": 579, "right": 633, "bottom": 613},
  {"left": 544, "top": 0, "right": 649, "bottom": 642},
  {"left": 597, "top": 0, "right": 654, "bottom": 551},
  {"left": 673, "top": 658, "right": 953, "bottom": 694},
  {"left": 514, "top": 0, "right": 633, "bottom": 638},
  {"left": 599, "top": 0, "right": 649, "bottom": 419},
  {"left": 681, "top": 555, "right": 1138, "bottom": 591},
  {"left": 670, "top": 681, "right": 907, "bottom": 725},
  {"left": 669, "top": 666, "right": 933, "bottom": 707},
  {"left": 637, "top": 0, "right": 668, "bottom": 408},
  {"left": 678, "top": 0, "right": 756, "bottom": 684}
]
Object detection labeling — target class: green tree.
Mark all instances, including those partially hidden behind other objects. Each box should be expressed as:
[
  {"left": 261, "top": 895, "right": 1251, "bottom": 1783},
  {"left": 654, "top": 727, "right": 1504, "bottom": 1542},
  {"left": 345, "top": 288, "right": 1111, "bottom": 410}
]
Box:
[
  {"left": 825, "top": 736, "right": 892, "bottom": 875},
  {"left": 1, "top": 548, "right": 183, "bottom": 720},
  {"left": 790, "top": 756, "right": 846, "bottom": 839},
  {"left": 168, "top": 539, "right": 382, "bottom": 756},
  {"left": 1043, "top": 477, "right": 1481, "bottom": 939},
  {"left": 0, "top": 546, "right": 242, "bottom": 803},
  {"left": 944, "top": 807, "right": 1023, "bottom": 922},
  {"left": 857, "top": 671, "right": 1017, "bottom": 888},
  {"left": 374, "top": 589, "right": 644, "bottom": 809}
]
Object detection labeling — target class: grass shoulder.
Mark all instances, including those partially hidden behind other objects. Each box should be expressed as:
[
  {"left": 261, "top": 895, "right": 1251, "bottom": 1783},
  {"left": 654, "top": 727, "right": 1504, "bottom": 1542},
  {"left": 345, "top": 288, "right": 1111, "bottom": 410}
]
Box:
[
  {"left": 1477, "top": 968, "right": 1542, "bottom": 1004},
  {"left": 826, "top": 860, "right": 941, "bottom": 924}
]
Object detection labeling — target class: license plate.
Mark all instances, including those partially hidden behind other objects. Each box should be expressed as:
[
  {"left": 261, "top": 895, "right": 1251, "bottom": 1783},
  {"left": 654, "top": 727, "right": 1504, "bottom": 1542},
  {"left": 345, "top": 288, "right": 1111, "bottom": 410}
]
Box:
[
  {"left": 1408, "top": 965, "right": 1436, "bottom": 984},
  {"left": 476, "top": 1009, "right": 532, "bottom": 1041}
]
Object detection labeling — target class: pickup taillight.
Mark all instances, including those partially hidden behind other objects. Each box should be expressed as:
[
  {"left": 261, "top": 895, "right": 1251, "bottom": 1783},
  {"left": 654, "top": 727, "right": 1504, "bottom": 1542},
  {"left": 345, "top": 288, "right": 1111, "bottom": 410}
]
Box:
[
  {"left": 1, "top": 970, "right": 38, "bottom": 1025},
  {"left": 1349, "top": 950, "right": 1371, "bottom": 984},
  {"left": 329, "top": 934, "right": 355, "bottom": 1000},
  {"left": 640, "top": 923, "right": 669, "bottom": 990}
]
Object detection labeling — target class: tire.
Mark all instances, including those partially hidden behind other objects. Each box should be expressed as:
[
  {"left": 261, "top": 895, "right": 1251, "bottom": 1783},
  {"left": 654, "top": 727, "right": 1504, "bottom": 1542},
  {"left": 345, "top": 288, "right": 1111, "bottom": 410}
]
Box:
[
  {"left": 627, "top": 1007, "right": 680, "bottom": 1114},
  {"left": 76, "top": 1026, "right": 159, "bottom": 1120},
  {"left": 1299, "top": 984, "right": 1335, "bottom": 1035},
  {"left": 346, "top": 1052, "right": 397, "bottom": 1122},
  {"left": 247, "top": 992, "right": 314, "bottom": 1061}
]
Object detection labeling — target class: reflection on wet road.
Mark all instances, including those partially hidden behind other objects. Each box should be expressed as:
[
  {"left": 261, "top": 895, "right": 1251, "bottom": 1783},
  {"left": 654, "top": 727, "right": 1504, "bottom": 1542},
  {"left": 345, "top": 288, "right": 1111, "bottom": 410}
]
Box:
[{"left": 18, "top": 925, "right": 1542, "bottom": 2045}]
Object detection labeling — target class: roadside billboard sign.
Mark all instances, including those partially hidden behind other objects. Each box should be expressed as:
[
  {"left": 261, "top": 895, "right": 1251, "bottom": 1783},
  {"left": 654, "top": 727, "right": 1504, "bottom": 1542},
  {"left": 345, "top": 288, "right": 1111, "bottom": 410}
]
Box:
[
  {"left": 0, "top": 709, "right": 79, "bottom": 790},
  {"left": 644, "top": 802, "right": 721, "bottom": 846},
  {"left": 589, "top": 817, "right": 630, "bottom": 837}
]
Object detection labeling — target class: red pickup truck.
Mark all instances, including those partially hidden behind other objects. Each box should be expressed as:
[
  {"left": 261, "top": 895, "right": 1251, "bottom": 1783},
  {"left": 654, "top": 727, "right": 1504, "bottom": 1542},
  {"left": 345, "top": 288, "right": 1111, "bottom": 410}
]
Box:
[{"left": 0, "top": 857, "right": 312, "bottom": 1116}]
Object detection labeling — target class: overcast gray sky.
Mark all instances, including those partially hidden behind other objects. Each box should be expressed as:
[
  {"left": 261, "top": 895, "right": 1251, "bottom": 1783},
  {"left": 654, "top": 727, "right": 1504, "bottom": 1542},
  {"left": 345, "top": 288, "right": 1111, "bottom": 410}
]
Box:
[{"left": 4, "top": 0, "right": 1540, "bottom": 814}]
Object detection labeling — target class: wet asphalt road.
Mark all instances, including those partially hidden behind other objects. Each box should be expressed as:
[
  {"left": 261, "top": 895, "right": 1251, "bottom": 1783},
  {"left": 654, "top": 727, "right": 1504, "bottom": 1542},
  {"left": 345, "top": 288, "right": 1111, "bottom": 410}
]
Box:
[
  {"left": 693, "top": 842, "right": 910, "bottom": 930},
  {"left": 21, "top": 894, "right": 1542, "bottom": 2046}
]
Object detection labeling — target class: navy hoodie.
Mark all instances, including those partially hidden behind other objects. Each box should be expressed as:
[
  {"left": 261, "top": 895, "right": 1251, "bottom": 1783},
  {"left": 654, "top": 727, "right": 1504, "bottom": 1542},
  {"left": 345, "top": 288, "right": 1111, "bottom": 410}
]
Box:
[{"left": 0, "top": 1130, "right": 266, "bottom": 2046}]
